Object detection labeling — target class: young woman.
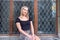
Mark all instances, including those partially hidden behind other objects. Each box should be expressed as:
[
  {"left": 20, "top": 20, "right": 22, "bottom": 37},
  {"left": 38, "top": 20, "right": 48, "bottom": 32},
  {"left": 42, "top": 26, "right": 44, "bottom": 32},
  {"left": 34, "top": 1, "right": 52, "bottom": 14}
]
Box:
[{"left": 15, "top": 6, "right": 35, "bottom": 40}]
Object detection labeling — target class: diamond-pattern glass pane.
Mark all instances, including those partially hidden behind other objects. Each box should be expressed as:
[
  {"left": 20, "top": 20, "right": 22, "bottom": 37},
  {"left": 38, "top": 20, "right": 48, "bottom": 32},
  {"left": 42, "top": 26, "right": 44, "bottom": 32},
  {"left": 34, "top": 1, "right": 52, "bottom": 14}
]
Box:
[
  {"left": 13, "top": 1, "right": 34, "bottom": 34},
  {"left": 0, "top": 1, "right": 10, "bottom": 34},
  {"left": 38, "top": 0, "right": 56, "bottom": 34}
]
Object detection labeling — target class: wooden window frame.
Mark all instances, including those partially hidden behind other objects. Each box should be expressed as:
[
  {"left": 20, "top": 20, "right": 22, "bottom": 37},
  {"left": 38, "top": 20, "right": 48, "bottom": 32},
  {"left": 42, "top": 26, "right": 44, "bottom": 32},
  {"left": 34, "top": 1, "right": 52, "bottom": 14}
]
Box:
[{"left": 0, "top": 0, "right": 58, "bottom": 36}]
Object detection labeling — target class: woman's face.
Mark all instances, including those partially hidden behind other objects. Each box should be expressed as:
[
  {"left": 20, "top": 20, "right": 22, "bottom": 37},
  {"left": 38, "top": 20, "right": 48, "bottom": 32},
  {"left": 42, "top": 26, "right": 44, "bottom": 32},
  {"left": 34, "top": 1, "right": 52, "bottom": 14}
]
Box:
[{"left": 22, "top": 8, "right": 28, "bottom": 16}]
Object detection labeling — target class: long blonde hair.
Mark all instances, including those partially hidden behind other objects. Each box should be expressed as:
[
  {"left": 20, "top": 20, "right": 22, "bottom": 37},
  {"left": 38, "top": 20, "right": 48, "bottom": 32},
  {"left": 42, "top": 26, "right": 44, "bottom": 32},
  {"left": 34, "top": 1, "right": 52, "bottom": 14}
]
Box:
[{"left": 20, "top": 6, "right": 29, "bottom": 19}]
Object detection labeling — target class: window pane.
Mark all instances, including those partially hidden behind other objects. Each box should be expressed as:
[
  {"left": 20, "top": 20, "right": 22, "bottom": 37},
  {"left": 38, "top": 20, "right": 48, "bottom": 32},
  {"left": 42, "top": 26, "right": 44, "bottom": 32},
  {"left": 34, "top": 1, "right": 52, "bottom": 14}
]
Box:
[
  {"left": 38, "top": 0, "right": 56, "bottom": 34},
  {"left": 0, "top": 1, "right": 10, "bottom": 34}
]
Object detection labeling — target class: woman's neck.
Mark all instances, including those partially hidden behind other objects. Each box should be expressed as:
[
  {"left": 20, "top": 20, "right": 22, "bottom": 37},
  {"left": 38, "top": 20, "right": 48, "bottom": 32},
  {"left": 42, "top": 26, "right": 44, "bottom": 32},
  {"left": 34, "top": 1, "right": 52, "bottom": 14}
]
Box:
[{"left": 19, "top": 16, "right": 29, "bottom": 21}]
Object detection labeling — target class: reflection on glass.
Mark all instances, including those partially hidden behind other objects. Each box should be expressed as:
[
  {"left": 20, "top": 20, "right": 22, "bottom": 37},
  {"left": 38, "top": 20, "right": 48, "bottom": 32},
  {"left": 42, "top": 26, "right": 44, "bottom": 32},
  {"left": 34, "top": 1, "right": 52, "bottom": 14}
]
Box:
[{"left": 52, "top": 1, "right": 56, "bottom": 18}]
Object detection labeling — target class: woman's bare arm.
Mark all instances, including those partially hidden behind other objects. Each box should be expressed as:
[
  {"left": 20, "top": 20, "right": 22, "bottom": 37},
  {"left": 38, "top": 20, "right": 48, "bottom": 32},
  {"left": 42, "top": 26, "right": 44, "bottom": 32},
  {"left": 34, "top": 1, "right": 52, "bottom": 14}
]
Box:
[
  {"left": 30, "top": 21, "right": 34, "bottom": 36},
  {"left": 16, "top": 22, "right": 31, "bottom": 37},
  {"left": 30, "top": 21, "right": 40, "bottom": 40}
]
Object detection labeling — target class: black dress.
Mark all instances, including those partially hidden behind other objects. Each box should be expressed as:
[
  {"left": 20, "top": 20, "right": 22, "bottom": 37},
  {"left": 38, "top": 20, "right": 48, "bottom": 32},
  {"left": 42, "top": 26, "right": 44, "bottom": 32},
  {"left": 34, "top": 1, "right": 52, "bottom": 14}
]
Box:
[
  {"left": 15, "top": 17, "right": 32, "bottom": 30},
  {"left": 15, "top": 17, "right": 32, "bottom": 40}
]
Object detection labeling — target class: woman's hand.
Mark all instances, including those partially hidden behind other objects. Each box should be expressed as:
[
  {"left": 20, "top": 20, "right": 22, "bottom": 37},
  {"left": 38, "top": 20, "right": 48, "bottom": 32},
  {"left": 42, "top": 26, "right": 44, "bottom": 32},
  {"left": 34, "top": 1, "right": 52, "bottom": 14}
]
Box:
[
  {"left": 28, "top": 35, "right": 33, "bottom": 40},
  {"left": 34, "top": 35, "right": 40, "bottom": 40},
  {"left": 32, "top": 35, "right": 35, "bottom": 40},
  {"left": 28, "top": 35, "right": 35, "bottom": 40},
  {"left": 28, "top": 35, "right": 40, "bottom": 40}
]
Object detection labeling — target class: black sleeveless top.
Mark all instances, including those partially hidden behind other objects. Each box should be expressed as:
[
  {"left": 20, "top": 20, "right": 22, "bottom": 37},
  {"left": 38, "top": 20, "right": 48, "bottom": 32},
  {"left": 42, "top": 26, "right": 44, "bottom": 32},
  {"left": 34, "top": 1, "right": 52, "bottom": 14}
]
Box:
[{"left": 15, "top": 17, "right": 32, "bottom": 30}]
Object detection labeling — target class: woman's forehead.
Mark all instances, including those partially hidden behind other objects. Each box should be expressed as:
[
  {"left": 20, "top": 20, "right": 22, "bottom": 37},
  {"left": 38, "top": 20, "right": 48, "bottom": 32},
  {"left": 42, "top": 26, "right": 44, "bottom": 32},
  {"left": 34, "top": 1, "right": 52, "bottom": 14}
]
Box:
[
  {"left": 22, "top": 6, "right": 28, "bottom": 10},
  {"left": 23, "top": 8, "right": 28, "bottom": 10}
]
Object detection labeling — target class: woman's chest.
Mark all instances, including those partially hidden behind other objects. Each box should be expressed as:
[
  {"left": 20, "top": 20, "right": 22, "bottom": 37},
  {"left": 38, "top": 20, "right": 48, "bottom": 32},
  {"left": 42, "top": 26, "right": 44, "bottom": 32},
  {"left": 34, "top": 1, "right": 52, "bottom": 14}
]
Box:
[{"left": 20, "top": 21, "right": 30, "bottom": 25}]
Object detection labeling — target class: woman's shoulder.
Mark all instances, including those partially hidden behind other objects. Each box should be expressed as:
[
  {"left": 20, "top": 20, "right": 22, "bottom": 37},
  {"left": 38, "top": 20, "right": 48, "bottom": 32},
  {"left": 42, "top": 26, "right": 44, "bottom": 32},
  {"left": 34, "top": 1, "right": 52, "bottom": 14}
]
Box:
[{"left": 15, "top": 17, "right": 20, "bottom": 23}]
